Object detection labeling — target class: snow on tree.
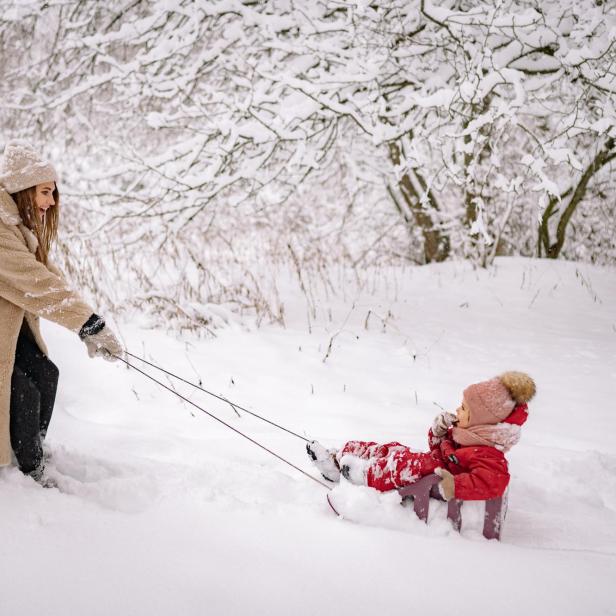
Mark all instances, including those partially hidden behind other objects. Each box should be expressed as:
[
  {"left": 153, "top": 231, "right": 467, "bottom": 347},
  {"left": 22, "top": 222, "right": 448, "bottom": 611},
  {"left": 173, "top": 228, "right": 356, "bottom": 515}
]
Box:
[{"left": 0, "top": 0, "right": 614, "bottom": 324}]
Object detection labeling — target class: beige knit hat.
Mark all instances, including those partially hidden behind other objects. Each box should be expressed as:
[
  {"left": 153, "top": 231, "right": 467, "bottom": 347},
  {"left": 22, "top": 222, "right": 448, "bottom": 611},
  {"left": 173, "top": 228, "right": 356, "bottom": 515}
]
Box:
[{"left": 0, "top": 140, "right": 58, "bottom": 194}]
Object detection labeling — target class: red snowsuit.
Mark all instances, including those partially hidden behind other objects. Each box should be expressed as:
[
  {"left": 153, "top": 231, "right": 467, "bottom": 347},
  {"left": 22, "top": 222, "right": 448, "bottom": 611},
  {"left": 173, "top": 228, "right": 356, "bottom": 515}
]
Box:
[{"left": 339, "top": 404, "right": 528, "bottom": 500}]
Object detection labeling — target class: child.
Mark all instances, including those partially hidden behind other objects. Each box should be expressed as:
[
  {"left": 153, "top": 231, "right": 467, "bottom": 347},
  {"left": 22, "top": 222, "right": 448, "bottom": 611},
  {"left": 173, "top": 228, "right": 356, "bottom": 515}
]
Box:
[{"left": 306, "top": 371, "right": 535, "bottom": 501}]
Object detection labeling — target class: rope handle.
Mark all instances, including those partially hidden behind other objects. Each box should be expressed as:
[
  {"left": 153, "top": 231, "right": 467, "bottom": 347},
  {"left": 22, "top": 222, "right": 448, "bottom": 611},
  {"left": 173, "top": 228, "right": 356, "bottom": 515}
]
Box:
[
  {"left": 112, "top": 353, "right": 332, "bottom": 492},
  {"left": 124, "top": 351, "right": 309, "bottom": 442}
]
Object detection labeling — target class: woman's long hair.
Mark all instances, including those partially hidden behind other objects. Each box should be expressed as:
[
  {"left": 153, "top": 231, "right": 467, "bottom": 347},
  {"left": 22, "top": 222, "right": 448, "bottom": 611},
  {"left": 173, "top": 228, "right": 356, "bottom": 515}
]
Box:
[{"left": 10, "top": 185, "right": 59, "bottom": 265}]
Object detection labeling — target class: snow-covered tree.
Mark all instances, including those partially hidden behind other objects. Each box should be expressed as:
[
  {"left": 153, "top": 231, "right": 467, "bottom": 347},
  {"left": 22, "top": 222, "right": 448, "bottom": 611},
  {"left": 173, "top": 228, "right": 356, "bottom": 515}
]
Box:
[{"left": 1, "top": 0, "right": 614, "bottom": 323}]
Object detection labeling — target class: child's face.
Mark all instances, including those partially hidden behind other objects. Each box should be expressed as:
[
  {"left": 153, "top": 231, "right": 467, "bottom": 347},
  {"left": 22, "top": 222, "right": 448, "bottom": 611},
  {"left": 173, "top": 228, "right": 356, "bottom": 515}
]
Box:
[{"left": 456, "top": 401, "right": 471, "bottom": 428}]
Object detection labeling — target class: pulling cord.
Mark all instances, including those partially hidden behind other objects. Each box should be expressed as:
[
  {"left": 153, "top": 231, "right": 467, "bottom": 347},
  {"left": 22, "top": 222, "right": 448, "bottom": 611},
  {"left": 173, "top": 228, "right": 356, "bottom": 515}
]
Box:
[
  {"left": 112, "top": 354, "right": 332, "bottom": 491},
  {"left": 124, "top": 350, "right": 308, "bottom": 443}
]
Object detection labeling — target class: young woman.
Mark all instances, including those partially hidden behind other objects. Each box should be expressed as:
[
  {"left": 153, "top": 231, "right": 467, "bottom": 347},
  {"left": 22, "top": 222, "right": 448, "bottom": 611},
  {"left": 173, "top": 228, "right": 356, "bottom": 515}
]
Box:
[{"left": 0, "top": 140, "right": 122, "bottom": 486}]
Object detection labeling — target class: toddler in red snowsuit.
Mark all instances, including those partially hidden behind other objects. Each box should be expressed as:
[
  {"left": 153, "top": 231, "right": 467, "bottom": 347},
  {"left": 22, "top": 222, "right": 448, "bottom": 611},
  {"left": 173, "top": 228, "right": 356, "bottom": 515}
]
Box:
[{"left": 307, "top": 371, "right": 535, "bottom": 501}]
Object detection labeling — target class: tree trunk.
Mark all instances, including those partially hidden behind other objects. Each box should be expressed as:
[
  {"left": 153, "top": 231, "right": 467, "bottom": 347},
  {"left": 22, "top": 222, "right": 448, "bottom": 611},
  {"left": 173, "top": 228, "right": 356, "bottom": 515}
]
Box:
[
  {"left": 538, "top": 137, "right": 615, "bottom": 259},
  {"left": 388, "top": 142, "right": 449, "bottom": 263}
]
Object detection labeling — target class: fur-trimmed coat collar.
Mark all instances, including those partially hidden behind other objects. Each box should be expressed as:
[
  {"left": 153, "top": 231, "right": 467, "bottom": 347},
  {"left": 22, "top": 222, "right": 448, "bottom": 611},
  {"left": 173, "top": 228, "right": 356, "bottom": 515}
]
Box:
[
  {"left": 0, "top": 187, "right": 21, "bottom": 226},
  {"left": 0, "top": 187, "right": 39, "bottom": 253}
]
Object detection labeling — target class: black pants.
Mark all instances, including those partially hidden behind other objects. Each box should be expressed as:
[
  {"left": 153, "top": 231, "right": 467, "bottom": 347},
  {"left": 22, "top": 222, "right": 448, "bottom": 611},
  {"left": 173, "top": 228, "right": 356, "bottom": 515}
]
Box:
[{"left": 10, "top": 323, "right": 59, "bottom": 475}]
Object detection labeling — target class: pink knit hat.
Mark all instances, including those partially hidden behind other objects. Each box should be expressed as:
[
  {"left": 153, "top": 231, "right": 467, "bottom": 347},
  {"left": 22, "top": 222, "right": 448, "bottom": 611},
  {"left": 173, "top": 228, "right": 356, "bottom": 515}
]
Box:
[
  {"left": 463, "top": 379, "right": 515, "bottom": 426},
  {"left": 462, "top": 372, "right": 536, "bottom": 427}
]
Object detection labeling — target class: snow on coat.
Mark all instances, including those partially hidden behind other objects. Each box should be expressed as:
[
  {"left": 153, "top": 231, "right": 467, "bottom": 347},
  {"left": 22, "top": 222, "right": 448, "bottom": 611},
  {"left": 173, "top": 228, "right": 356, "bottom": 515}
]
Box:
[
  {"left": 339, "top": 404, "right": 529, "bottom": 500},
  {"left": 0, "top": 187, "right": 95, "bottom": 466}
]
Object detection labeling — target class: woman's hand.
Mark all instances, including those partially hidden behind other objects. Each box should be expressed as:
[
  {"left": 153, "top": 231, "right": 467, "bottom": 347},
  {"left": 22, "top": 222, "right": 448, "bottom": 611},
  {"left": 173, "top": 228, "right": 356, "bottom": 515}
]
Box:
[{"left": 83, "top": 326, "right": 123, "bottom": 361}]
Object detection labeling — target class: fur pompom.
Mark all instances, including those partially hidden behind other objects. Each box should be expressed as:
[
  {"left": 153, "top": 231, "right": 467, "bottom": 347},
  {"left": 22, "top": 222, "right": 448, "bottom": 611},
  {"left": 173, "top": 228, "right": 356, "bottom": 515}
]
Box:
[{"left": 499, "top": 372, "right": 536, "bottom": 404}]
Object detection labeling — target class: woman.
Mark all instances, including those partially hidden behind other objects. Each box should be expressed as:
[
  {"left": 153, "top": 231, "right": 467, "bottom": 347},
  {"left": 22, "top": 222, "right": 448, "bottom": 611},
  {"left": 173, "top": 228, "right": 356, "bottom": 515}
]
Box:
[{"left": 0, "top": 140, "right": 122, "bottom": 486}]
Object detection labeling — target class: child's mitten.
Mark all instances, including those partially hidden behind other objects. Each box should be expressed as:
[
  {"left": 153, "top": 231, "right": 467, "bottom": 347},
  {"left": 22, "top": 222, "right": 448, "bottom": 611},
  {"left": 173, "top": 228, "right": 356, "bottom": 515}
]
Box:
[
  {"left": 432, "top": 412, "right": 457, "bottom": 437},
  {"left": 435, "top": 467, "right": 455, "bottom": 501}
]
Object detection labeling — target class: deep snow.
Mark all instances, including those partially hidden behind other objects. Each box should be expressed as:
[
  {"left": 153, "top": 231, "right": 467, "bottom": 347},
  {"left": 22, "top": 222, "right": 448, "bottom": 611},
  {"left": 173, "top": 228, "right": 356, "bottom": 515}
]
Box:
[{"left": 1, "top": 257, "right": 615, "bottom": 616}]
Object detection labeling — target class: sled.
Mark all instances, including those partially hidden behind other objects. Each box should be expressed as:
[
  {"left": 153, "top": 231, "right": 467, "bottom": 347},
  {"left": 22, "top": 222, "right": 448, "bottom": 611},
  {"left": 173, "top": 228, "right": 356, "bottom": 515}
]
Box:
[
  {"left": 397, "top": 473, "right": 507, "bottom": 540},
  {"left": 326, "top": 492, "right": 340, "bottom": 516}
]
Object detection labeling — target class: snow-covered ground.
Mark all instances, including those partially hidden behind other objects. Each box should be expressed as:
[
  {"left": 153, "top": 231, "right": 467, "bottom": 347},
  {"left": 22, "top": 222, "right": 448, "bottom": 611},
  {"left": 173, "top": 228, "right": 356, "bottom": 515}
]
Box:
[{"left": 1, "top": 257, "right": 615, "bottom": 616}]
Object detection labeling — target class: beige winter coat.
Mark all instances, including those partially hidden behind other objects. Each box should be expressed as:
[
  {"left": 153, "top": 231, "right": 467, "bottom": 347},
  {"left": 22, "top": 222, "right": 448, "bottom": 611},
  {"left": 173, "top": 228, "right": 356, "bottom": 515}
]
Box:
[{"left": 0, "top": 188, "right": 95, "bottom": 466}]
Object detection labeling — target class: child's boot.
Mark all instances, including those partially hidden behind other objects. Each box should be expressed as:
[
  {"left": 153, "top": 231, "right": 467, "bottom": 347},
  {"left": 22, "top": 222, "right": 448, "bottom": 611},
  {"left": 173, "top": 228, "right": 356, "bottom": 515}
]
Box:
[
  {"left": 339, "top": 455, "right": 369, "bottom": 486},
  {"left": 306, "top": 440, "right": 341, "bottom": 482}
]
